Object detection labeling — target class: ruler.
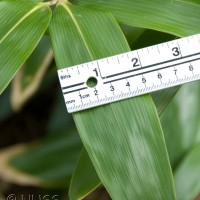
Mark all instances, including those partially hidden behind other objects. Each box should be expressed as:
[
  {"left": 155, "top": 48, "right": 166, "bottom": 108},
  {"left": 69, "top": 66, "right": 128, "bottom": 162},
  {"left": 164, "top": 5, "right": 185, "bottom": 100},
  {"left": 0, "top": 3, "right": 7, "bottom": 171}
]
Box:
[{"left": 58, "top": 33, "right": 200, "bottom": 113}]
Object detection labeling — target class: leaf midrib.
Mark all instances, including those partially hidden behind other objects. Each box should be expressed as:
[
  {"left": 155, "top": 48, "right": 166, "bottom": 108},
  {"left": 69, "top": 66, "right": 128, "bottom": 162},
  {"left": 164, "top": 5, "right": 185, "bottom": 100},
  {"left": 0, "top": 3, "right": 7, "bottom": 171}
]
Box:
[
  {"left": 0, "top": 3, "right": 47, "bottom": 43},
  {"left": 60, "top": 3, "right": 94, "bottom": 60}
]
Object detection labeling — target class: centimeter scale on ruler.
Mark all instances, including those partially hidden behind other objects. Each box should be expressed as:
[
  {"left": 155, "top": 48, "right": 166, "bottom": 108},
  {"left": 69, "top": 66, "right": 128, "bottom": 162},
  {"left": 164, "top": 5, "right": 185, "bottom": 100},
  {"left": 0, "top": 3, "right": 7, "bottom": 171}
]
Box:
[{"left": 58, "top": 33, "right": 200, "bottom": 113}]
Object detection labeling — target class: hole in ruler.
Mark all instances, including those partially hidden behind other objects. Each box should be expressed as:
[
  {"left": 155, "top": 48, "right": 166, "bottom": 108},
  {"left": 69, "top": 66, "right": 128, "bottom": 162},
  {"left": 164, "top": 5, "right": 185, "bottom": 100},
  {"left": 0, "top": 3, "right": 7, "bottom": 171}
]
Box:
[{"left": 86, "top": 77, "right": 98, "bottom": 88}]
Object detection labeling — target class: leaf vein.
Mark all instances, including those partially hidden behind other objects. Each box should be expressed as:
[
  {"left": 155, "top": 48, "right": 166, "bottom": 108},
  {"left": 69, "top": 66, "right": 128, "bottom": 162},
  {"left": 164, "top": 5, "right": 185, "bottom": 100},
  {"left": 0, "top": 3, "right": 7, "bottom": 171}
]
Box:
[
  {"left": 0, "top": 3, "right": 47, "bottom": 44},
  {"left": 61, "top": 3, "right": 94, "bottom": 60}
]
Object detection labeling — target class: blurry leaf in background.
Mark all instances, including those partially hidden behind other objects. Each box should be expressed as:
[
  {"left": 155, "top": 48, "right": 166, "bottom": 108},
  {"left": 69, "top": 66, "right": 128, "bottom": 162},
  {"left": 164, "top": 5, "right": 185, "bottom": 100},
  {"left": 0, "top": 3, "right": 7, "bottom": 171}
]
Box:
[
  {"left": 0, "top": 129, "right": 82, "bottom": 188},
  {"left": 11, "top": 36, "right": 53, "bottom": 112},
  {"left": 72, "top": 0, "right": 200, "bottom": 37},
  {"left": 47, "top": 90, "right": 74, "bottom": 135},
  {"left": 0, "top": 1, "right": 51, "bottom": 94},
  {"left": 174, "top": 144, "right": 200, "bottom": 200},
  {"left": 161, "top": 81, "right": 200, "bottom": 167},
  {"left": 0, "top": 144, "right": 42, "bottom": 187},
  {"left": 50, "top": 3, "right": 175, "bottom": 200},
  {"left": 0, "top": 89, "right": 82, "bottom": 188}
]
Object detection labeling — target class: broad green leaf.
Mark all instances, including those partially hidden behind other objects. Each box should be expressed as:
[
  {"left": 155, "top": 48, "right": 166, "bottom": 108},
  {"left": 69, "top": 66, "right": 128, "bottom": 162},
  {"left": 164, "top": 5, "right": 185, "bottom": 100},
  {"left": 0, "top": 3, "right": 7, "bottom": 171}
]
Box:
[
  {"left": 69, "top": 148, "right": 100, "bottom": 200},
  {"left": 161, "top": 81, "right": 200, "bottom": 167},
  {"left": 69, "top": 85, "right": 180, "bottom": 199},
  {"left": 73, "top": 0, "right": 200, "bottom": 37},
  {"left": 68, "top": 29, "right": 180, "bottom": 199},
  {"left": 174, "top": 144, "right": 200, "bottom": 200},
  {"left": 0, "top": 1, "right": 51, "bottom": 94},
  {"left": 8, "top": 130, "right": 82, "bottom": 188},
  {"left": 11, "top": 36, "right": 53, "bottom": 111},
  {"left": 50, "top": 3, "right": 175, "bottom": 200}
]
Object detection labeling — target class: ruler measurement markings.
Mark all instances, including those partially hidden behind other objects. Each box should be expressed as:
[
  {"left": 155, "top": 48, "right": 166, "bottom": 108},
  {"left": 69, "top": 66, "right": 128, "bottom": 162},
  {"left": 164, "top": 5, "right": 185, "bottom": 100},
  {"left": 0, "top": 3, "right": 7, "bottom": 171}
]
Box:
[
  {"left": 77, "top": 66, "right": 80, "bottom": 74},
  {"left": 58, "top": 33, "right": 200, "bottom": 113},
  {"left": 103, "top": 55, "right": 200, "bottom": 84},
  {"left": 157, "top": 45, "right": 160, "bottom": 54},
  {"left": 101, "top": 51, "right": 200, "bottom": 80},
  {"left": 70, "top": 72, "right": 200, "bottom": 113},
  {"left": 117, "top": 56, "right": 120, "bottom": 64}
]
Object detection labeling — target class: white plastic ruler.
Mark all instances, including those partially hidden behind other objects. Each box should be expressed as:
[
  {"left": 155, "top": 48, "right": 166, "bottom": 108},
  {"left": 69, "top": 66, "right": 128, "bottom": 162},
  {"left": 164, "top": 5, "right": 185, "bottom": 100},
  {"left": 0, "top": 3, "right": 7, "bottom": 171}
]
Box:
[{"left": 58, "top": 33, "right": 200, "bottom": 113}]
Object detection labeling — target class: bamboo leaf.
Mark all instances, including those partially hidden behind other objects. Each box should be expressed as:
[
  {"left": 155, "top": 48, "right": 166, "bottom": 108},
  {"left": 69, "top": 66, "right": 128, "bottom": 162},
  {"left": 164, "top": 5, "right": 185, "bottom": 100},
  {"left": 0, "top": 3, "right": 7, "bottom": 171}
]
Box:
[
  {"left": 2, "top": 130, "right": 82, "bottom": 188},
  {"left": 69, "top": 149, "right": 100, "bottom": 200},
  {"left": 50, "top": 3, "right": 175, "bottom": 200},
  {"left": 69, "top": 28, "right": 180, "bottom": 200},
  {"left": 69, "top": 84, "right": 180, "bottom": 199},
  {"left": 0, "top": 1, "right": 51, "bottom": 94},
  {"left": 174, "top": 144, "right": 200, "bottom": 200},
  {"left": 73, "top": 0, "right": 200, "bottom": 36}
]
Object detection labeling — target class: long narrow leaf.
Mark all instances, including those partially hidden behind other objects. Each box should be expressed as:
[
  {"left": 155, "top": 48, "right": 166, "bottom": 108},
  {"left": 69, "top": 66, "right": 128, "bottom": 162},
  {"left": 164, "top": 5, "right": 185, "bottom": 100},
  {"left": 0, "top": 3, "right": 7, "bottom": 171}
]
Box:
[
  {"left": 69, "top": 85, "right": 180, "bottom": 199},
  {"left": 50, "top": 3, "right": 175, "bottom": 200},
  {"left": 73, "top": 0, "right": 200, "bottom": 37},
  {"left": 69, "top": 148, "right": 100, "bottom": 200},
  {"left": 0, "top": 1, "right": 51, "bottom": 94},
  {"left": 69, "top": 26, "right": 181, "bottom": 200}
]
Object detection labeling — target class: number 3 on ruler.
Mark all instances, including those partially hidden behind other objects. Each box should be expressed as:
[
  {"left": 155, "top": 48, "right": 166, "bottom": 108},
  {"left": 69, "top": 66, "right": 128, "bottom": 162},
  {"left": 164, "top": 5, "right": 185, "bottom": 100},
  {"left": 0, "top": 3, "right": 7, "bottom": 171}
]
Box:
[{"left": 172, "top": 47, "right": 180, "bottom": 56}]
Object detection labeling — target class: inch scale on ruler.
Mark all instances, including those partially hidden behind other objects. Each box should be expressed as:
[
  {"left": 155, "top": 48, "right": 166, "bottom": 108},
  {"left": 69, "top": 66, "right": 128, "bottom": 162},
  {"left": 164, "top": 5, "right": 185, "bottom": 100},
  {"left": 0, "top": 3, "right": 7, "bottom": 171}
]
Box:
[{"left": 58, "top": 33, "right": 200, "bottom": 113}]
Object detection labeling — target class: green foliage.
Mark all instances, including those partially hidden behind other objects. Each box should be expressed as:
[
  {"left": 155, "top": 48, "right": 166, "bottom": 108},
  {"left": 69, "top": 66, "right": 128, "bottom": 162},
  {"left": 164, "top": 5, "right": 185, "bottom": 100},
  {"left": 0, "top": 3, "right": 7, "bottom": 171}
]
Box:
[
  {"left": 0, "top": 1, "right": 51, "bottom": 94},
  {"left": 73, "top": 0, "right": 200, "bottom": 36},
  {"left": 0, "top": 0, "right": 200, "bottom": 199},
  {"left": 10, "top": 130, "right": 82, "bottom": 187}
]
